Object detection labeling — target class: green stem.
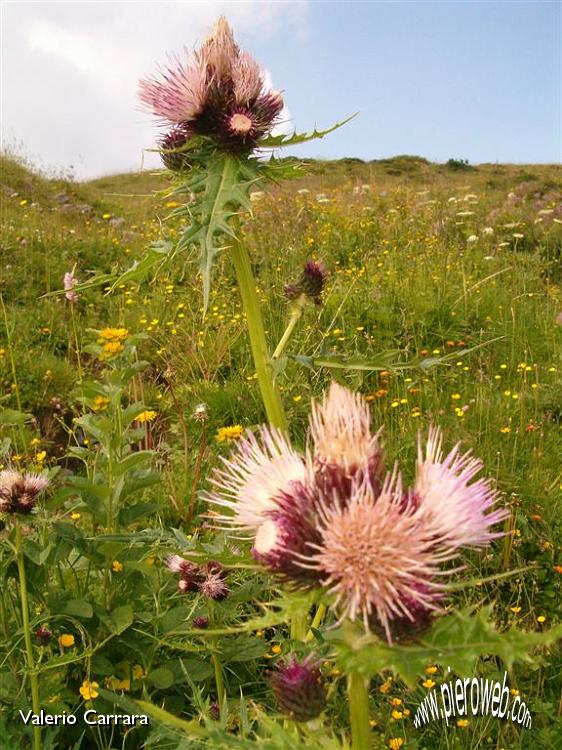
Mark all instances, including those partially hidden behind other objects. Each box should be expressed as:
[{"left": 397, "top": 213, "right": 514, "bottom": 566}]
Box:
[
  {"left": 347, "top": 671, "right": 370, "bottom": 750},
  {"left": 229, "top": 230, "right": 287, "bottom": 431},
  {"left": 272, "top": 305, "right": 303, "bottom": 361},
  {"left": 290, "top": 612, "right": 308, "bottom": 641},
  {"left": 15, "top": 523, "right": 42, "bottom": 750},
  {"left": 304, "top": 603, "right": 327, "bottom": 642},
  {"left": 212, "top": 646, "right": 225, "bottom": 712}
]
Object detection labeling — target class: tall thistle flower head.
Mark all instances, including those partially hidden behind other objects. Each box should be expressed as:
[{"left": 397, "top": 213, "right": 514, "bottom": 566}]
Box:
[
  {"left": 0, "top": 470, "right": 49, "bottom": 514},
  {"left": 414, "top": 427, "right": 508, "bottom": 549},
  {"left": 307, "top": 474, "right": 450, "bottom": 641},
  {"left": 284, "top": 261, "right": 328, "bottom": 306},
  {"left": 139, "top": 16, "right": 284, "bottom": 154},
  {"left": 268, "top": 656, "right": 326, "bottom": 722},
  {"left": 204, "top": 426, "right": 307, "bottom": 532},
  {"left": 309, "top": 382, "right": 384, "bottom": 489}
]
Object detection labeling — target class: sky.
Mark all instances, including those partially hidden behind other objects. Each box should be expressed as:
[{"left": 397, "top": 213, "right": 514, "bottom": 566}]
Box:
[{"left": 1, "top": 1, "right": 560, "bottom": 180}]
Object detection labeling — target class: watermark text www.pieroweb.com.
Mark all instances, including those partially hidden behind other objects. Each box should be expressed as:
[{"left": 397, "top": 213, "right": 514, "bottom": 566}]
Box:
[{"left": 413, "top": 670, "right": 532, "bottom": 729}]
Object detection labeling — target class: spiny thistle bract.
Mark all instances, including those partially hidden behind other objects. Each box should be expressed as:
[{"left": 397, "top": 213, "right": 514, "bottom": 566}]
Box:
[
  {"left": 139, "top": 16, "right": 283, "bottom": 160},
  {"left": 268, "top": 656, "right": 327, "bottom": 722},
  {"left": 206, "top": 382, "right": 508, "bottom": 641}
]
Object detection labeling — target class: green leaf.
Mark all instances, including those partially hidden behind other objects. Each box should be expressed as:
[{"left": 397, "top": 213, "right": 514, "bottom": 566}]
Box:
[
  {"left": 330, "top": 607, "right": 562, "bottom": 686},
  {"left": 118, "top": 501, "right": 161, "bottom": 526},
  {"left": 109, "top": 240, "right": 175, "bottom": 291},
  {"left": 148, "top": 667, "right": 175, "bottom": 689},
  {"left": 0, "top": 408, "right": 33, "bottom": 425},
  {"left": 172, "top": 153, "right": 261, "bottom": 313},
  {"left": 64, "top": 599, "right": 93, "bottom": 619},
  {"left": 257, "top": 114, "right": 358, "bottom": 149},
  {"left": 110, "top": 605, "right": 133, "bottom": 634}
]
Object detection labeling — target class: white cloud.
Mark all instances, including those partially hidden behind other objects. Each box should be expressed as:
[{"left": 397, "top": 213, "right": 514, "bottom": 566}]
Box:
[{"left": 1, "top": 1, "right": 308, "bottom": 179}]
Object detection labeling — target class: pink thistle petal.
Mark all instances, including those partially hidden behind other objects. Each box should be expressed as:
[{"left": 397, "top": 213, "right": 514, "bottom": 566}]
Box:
[
  {"left": 138, "top": 53, "right": 207, "bottom": 124},
  {"left": 203, "top": 426, "right": 308, "bottom": 532},
  {"left": 306, "top": 474, "right": 452, "bottom": 642},
  {"left": 414, "top": 427, "right": 509, "bottom": 549}
]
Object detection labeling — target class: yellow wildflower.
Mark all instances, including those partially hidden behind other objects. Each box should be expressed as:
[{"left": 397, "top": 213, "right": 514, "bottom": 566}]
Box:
[
  {"left": 79, "top": 680, "right": 99, "bottom": 700},
  {"left": 422, "top": 679, "right": 435, "bottom": 689},
  {"left": 59, "top": 634, "right": 75, "bottom": 648},
  {"left": 457, "top": 719, "right": 469, "bottom": 728},
  {"left": 92, "top": 395, "right": 110, "bottom": 412},
  {"left": 136, "top": 410, "right": 157, "bottom": 423},
  {"left": 389, "top": 739, "right": 404, "bottom": 750},
  {"left": 112, "top": 560, "right": 123, "bottom": 573},
  {"left": 215, "top": 425, "right": 244, "bottom": 443},
  {"left": 132, "top": 664, "right": 146, "bottom": 680}
]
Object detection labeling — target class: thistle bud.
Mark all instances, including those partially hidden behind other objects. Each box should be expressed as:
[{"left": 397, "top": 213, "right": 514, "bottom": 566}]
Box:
[
  {"left": 160, "top": 125, "right": 193, "bottom": 172},
  {"left": 192, "top": 615, "right": 209, "bottom": 629},
  {"left": 284, "top": 261, "right": 327, "bottom": 306},
  {"left": 34, "top": 626, "right": 52, "bottom": 646},
  {"left": 268, "top": 656, "right": 326, "bottom": 722}
]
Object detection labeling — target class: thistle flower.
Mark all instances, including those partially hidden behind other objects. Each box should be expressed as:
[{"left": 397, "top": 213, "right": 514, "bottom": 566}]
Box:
[
  {"left": 139, "top": 16, "right": 283, "bottom": 154},
  {"left": 192, "top": 402, "right": 209, "bottom": 422},
  {"left": 309, "top": 382, "right": 384, "bottom": 491},
  {"left": 34, "top": 626, "right": 52, "bottom": 645},
  {"left": 268, "top": 656, "right": 326, "bottom": 722},
  {"left": 199, "top": 572, "right": 229, "bottom": 600},
  {"left": 284, "top": 260, "right": 328, "bottom": 306},
  {"left": 413, "top": 427, "right": 508, "bottom": 549},
  {"left": 204, "top": 426, "right": 307, "bottom": 531},
  {"left": 63, "top": 266, "right": 79, "bottom": 302},
  {"left": 0, "top": 469, "right": 49, "bottom": 514},
  {"left": 306, "top": 475, "right": 451, "bottom": 641}
]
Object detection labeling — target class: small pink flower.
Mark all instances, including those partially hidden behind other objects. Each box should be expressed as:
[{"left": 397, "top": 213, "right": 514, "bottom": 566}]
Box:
[{"left": 64, "top": 266, "right": 79, "bottom": 302}]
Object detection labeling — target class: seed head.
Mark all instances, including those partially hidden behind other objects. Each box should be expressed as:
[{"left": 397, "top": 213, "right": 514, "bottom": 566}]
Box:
[{"left": 268, "top": 656, "right": 326, "bottom": 722}]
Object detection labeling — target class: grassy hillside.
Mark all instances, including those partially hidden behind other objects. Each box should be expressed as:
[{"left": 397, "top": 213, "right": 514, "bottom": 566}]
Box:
[{"left": 1, "top": 151, "right": 561, "bottom": 749}]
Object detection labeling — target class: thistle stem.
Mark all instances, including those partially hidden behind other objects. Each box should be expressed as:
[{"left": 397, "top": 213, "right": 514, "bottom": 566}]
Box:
[
  {"left": 229, "top": 229, "right": 287, "bottom": 431},
  {"left": 290, "top": 612, "right": 308, "bottom": 641},
  {"left": 347, "top": 671, "right": 370, "bottom": 750},
  {"left": 272, "top": 305, "right": 303, "bottom": 362},
  {"left": 15, "top": 523, "right": 42, "bottom": 750},
  {"left": 304, "top": 603, "right": 327, "bottom": 642}
]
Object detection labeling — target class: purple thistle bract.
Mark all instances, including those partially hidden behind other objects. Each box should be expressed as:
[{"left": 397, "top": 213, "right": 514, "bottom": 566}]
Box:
[
  {"left": 268, "top": 656, "right": 326, "bottom": 722},
  {"left": 139, "top": 16, "right": 283, "bottom": 154},
  {"left": 284, "top": 260, "right": 328, "bottom": 306}
]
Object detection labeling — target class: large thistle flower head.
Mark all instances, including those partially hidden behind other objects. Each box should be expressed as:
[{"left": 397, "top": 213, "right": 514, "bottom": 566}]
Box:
[
  {"left": 306, "top": 473, "right": 451, "bottom": 641},
  {"left": 309, "top": 382, "right": 384, "bottom": 490},
  {"left": 414, "top": 427, "right": 508, "bottom": 549},
  {"left": 139, "top": 16, "right": 284, "bottom": 155},
  {"left": 0, "top": 469, "right": 49, "bottom": 515},
  {"left": 204, "top": 426, "right": 308, "bottom": 532}
]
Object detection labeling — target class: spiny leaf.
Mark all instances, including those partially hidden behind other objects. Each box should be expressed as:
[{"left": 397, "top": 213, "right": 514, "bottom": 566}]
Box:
[
  {"left": 257, "top": 114, "right": 358, "bottom": 149},
  {"left": 329, "top": 607, "right": 562, "bottom": 686}
]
